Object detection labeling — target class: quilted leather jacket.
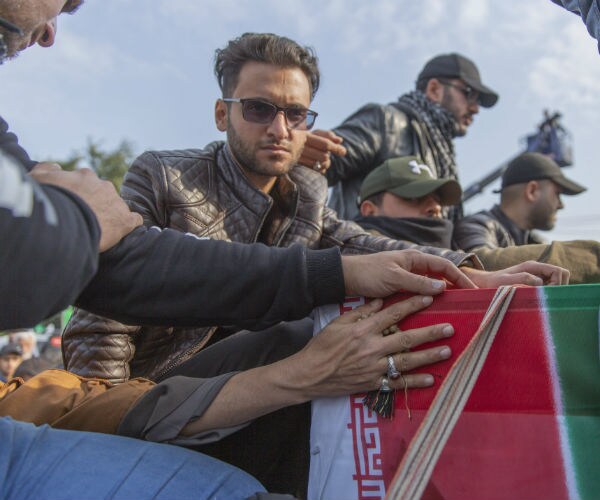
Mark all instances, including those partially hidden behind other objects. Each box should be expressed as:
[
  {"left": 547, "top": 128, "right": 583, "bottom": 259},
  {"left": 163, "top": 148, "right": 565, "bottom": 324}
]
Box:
[
  {"left": 64, "top": 141, "right": 475, "bottom": 383},
  {"left": 453, "top": 205, "right": 545, "bottom": 251},
  {"left": 326, "top": 102, "right": 442, "bottom": 220}
]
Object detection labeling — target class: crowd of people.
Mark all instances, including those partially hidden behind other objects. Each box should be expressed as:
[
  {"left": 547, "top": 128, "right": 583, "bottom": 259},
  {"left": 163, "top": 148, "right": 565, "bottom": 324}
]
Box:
[
  {"left": 1, "top": 0, "right": 599, "bottom": 498},
  {"left": 0, "top": 329, "right": 63, "bottom": 382}
]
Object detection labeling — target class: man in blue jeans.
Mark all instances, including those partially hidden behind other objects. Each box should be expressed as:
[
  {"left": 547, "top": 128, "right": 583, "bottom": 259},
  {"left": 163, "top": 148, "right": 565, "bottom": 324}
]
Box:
[
  {"left": 0, "top": 417, "right": 266, "bottom": 499},
  {"left": 0, "top": 3, "right": 266, "bottom": 497}
]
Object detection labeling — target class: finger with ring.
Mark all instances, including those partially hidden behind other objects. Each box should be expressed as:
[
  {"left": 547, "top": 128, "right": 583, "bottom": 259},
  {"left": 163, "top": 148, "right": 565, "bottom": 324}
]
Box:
[
  {"left": 313, "top": 161, "right": 321, "bottom": 171},
  {"left": 387, "top": 355, "right": 401, "bottom": 380},
  {"left": 381, "top": 324, "right": 400, "bottom": 336},
  {"left": 357, "top": 311, "right": 374, "bottom": 322}
]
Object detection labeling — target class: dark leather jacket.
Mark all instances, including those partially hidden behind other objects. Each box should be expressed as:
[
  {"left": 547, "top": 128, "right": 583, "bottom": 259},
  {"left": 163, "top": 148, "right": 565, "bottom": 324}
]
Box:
[
  {"left": 64, "top": 141, "right": 475, "bottom": 383},
  {"left": 453, "top": 205, "right": 545, "bottom": 251},
  {"left": 326, "top": 102, "right": 441, "bottom": 220}
]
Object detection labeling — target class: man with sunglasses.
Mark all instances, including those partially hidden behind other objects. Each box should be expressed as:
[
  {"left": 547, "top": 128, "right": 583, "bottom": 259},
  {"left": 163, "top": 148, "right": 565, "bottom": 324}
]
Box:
[
  {"left": 63, "top": 32, "right": 480, "bottom": 399},
  {"left": 0, "top": 7, "right": 494, "bottom": 498},
  {"left": 65, "top": 34, "right": 547, "bottom": 388},
  {"left": 300, "top": 52, "right": 499, "bottom": 222},
  {"left": 62, "top": 32, "right": 567, "bottom": 495}
]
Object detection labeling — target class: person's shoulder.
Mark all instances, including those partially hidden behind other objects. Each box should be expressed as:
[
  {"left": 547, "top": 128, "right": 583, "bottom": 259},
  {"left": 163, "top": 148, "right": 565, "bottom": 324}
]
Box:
[
  {"left": 455, "top": 209, "right": 500, "bottom": 234},
  {"left": 336, "top": 102, "right": 409, "bottom": 136},
  {"left": 0, "top": 115, "right": 9, "bottom": 134},
  {"left": 339, "top": 102, "right": 391, "bottom": 122},
  {"left": 290, "top": 165, "right": 329, "bottom": 197},
  {"left": 132, "top": 142, "right": 226, "bottom": 173},
  {"left": 356, "top": 101, "right": 408, "bottom": 118},
  {"left": 139, "top": 142, "right": 223, "bottom": 163}
]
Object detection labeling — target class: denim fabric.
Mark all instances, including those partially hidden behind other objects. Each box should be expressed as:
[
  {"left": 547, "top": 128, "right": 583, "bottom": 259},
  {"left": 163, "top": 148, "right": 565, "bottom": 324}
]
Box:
[
  {"left": 553, "top": 0, "right": 600, "bottom": 51},
  {"left": 0, "top": 417, "right": 265, "bottom": 500}
]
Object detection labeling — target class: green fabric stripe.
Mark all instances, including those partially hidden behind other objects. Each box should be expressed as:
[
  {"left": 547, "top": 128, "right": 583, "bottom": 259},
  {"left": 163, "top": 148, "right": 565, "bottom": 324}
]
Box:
[{"left": 543, "top": 284, "right": 600, "bottom": 499}]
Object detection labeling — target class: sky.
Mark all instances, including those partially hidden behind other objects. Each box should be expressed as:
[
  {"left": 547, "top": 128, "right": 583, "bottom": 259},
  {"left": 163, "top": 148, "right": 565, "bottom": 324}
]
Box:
[{"left": 2, "top": 0, "right": 599, "bottom": 241}]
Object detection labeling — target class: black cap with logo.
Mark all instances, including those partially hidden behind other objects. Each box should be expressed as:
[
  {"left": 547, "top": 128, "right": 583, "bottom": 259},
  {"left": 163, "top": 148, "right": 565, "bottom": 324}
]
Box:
[
  {"left": 496, "top": 152, "right": 586, "bottom": 195},
  {"left": 417, "top": 53, "right": 499, "bottom": 108}
]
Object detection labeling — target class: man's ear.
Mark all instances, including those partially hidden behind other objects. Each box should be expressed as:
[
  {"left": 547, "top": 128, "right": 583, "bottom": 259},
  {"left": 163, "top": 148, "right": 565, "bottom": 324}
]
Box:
[
  {"left": 424, "top": 78, "right": 445, "bottom": 104},
  {"left": 524, "top": 180, "right": 540, "bottom": 202},
  {"left": 359, "top": 200, "right": 378, "bottom": 216},
  {"left": 215, "top": 99, "right": 228, "bottom": 132}
]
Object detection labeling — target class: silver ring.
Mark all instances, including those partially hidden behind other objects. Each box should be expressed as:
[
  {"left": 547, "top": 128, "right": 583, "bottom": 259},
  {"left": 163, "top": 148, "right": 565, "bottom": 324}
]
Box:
[
  {"left": 313, "top": 161, "right": 321, "bottom": 171},
  {"left": 380, "top": 375, "right": 392, "bottom": 392},
  {"left": 387, "top": 355, "right": 401, "bottom": 380}
]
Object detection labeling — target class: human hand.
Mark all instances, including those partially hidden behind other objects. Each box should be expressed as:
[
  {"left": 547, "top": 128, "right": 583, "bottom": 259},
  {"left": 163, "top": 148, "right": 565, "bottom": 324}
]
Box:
[
  {"left": 341, "top": 249, "right": 476, "bottom": 298},
  {"left": 289, "top": 296, "right": 454, "bottom": 398},
  {"left": 461, "top": 261, "right": 570, "bottom": 287},
  {"left": 298, "top": 129, "right": 347, "bottom": 174},
  {"left": 30, "top": 164, "right": 142, "bottom": 252}
]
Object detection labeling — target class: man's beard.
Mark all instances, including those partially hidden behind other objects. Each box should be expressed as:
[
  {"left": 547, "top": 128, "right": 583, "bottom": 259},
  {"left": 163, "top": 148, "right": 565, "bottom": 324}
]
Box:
[
  {"left": 226, "top": 123, "right": 299, "bottom": 178},
  {"left": 0, "top": 29, "right": 22, "bottom": 61},
  {"left": 441, "top": 91, "right": 469, "bottom": 137},
  {"left": 529, "top": 202, "right": 556, "bottom": 231}
]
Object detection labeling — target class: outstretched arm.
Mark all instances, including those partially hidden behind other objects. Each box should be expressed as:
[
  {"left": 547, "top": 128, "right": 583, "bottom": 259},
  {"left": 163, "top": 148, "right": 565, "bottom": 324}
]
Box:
[{"left": 179, "top": 296, "right": 453, "bottom": 435}]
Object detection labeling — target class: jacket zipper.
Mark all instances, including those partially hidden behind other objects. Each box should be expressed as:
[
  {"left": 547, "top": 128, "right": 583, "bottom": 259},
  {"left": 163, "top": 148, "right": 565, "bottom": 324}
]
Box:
[
  {"left": 154, "top": 325, "right": 218, "bottom": 381},
  {"left": 252, "top": 197, "right": 273, "bottom": 242},
  {"left": 273, "top": 185, "right": 298, "bottom": 246},
  {"left": 153, "top": 195, "right": 273, "bottom": 381}
]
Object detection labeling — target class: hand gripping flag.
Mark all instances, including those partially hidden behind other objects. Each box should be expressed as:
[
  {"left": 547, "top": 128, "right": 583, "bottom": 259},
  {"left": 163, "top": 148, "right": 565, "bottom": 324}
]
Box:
[{"left": 308, "top": 284, "right": 600, "bottom": 500}]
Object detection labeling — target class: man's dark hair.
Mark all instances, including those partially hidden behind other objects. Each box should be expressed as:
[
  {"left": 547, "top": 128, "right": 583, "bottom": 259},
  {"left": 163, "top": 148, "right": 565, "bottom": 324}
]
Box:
[
  {"left": 63, "top": 0, "right": 85, "bottom": 14},
  {"left": 363, "top": 192, "right": 385, "bottom": 207},
  {"left": 214, "top": 32, "right": 320, "bottom": 99},
  {"left": 415, "top": 77, "right": 431, "bottom": 92}
]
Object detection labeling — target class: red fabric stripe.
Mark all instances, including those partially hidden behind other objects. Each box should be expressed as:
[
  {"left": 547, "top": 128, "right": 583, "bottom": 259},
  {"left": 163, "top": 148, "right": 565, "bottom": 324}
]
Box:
[{"left": 375, "top": 287, "right": 566, "bottom": 499}]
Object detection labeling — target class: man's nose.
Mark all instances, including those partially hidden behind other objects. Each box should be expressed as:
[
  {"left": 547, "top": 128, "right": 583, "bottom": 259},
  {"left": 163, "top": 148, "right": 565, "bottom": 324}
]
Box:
[
  {"left": 266, "top": 110, "right": 290, "bottom": 140},
  {"left": 468, "top": 100, "right": 480, "bottom": 114},
  {"left": 424, "top": 196, "right": 442, "bottom": 218},
  {"left": 37, "top": 18, "right": 57, "bottom": 48}
]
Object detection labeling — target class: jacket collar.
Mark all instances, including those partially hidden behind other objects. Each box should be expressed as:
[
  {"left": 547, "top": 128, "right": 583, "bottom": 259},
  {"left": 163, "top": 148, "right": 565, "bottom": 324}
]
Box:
[
  {"left": 218, "top": 142, "right": 300, "bottom": 242},
  {"left": 490, "top": 204, "right": 532, "bottom": 246}
]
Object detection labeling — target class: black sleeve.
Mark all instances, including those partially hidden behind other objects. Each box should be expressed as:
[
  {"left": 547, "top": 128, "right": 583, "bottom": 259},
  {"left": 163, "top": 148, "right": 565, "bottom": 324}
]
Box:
[
  {"left": 453, "top": 215, "right": 501, "bottom": 252},
  {"left": 76, "top": 227, "right": 345, "bottom": 328},
  {"left": 0, "top": 154, "right": 100, "bottom": 329},
  {"left": 0, "top": 116, "right": 37, "bottom": 171},
  {"left": 325, "top": 104, "right": 387, "bottom": 186},
  {"left": 550, "top": 0, "right": 600, "bottom": 51}
]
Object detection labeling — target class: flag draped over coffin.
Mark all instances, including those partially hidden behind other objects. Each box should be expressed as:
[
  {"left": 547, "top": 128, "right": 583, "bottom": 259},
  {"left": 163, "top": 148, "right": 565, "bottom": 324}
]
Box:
[{"left": 308, "top": 284, "right": 600, "bottom": 500}]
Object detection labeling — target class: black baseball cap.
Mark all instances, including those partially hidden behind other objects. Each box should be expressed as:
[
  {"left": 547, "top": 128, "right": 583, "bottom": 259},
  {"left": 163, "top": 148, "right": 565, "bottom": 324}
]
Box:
[
  {"left": 0, "top": 343, "right": 22, "bottom": 357},
  {"left": 417, "top": 53, "right": 499, "bottom": 108},
  {"left": 496, "top": 152, "right": 586, "bottom": 195},
  {"left": 358, "top": 156, "right": 462, "bottom": 206}
]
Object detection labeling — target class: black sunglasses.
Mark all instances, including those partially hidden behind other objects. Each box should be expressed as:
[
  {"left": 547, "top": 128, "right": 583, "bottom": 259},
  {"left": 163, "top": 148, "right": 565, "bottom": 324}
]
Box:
[
  {"left": 223, "top": 98, "right": 318, "bottom": 130},
  {"left": 438, "top": 79, "right": 480, "bottom": 105}
]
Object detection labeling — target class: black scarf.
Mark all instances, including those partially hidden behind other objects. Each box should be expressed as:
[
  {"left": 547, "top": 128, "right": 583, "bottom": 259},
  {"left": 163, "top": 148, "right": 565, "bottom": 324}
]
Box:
[
  {"left": 354, "top": 215, "right": 454, "bottom": 248},
  {"left": 355, "top": 215, "right": 455, "bottom": 249}
]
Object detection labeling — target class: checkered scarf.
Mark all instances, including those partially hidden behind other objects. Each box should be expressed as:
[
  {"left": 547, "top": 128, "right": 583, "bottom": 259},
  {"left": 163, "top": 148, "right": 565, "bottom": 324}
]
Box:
[{"left": 397, "top": 90, "right": 463, "bottom": 220}]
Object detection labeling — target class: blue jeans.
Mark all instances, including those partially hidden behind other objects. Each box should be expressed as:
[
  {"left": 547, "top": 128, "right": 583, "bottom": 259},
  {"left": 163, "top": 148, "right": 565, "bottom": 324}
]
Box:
[{"left": 0, "top": 417, "right": 265, "bottom": 499}]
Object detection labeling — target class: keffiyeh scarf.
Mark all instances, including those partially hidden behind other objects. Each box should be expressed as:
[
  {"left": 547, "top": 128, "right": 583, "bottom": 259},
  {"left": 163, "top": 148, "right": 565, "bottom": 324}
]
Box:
[
  {"left": 397, "top": 90, "right": 459, "bottom": 181},
  {"left": 397, "top": 90, "right": 463, "bottom": 220}
]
